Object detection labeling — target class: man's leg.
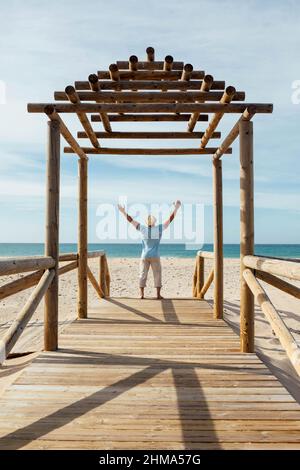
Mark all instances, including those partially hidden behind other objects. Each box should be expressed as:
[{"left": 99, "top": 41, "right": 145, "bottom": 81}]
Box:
[
  {"left": 151, "top": 258, "right": 163, "bottom": 299},
  {"left": 139, "top": 258, "right": 150, "bottom": 299}
]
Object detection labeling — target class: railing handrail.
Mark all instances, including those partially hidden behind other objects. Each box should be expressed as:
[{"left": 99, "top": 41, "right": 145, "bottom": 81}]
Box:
[
  {"left": 243, "top": 268, "right": 300, "bottom": 376},
  {"left": 0, "top": 256, "right": 55, "bottom": 276},
  {"left": 0, "top": 250, "right": 110, "bottom": 363},
  {"left": 59, "top": 250, "right": 104, "bottom": 261},
  {"left": 244, "top": 255, "right": 300, "bottom": 281},
  {"left": 197, "top": 250, "right": 214, "bottom": 259}
]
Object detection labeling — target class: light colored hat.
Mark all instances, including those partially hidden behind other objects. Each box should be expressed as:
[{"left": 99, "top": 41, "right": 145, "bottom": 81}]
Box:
[{"left": 146, "top": 215, "right": 156, "bottom": 227}]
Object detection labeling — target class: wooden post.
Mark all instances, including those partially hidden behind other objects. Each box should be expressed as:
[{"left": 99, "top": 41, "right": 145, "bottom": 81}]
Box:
[
  {"left": 213, "top": 158, "right": 223, "bottom": 318},
  {"left": 44, "top": 120, "right": 60, "bottom": 351},
  {"left": 239, "top": 120, "right": 254, "bottom": 352},
  {"left": 100, "top": 254, "right": 106, "bottom": 298},
  {"left": 78, "top": 157, "right": 88, "bottom": 318}
]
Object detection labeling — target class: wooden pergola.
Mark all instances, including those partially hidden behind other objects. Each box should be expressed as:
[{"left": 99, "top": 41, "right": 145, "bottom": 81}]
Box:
[{"left": 27, "top": 47, "right": 273, "bottom": 354}]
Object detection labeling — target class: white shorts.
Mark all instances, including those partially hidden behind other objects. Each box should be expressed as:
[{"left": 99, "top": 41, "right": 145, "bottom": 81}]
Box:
[{"left": 139, "top": 257, "right": 162, "bottom": 288}]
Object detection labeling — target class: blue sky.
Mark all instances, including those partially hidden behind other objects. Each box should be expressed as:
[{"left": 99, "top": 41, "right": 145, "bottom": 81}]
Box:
[{"left": 0, "top": 0, "right": 299, "bottom": 243}]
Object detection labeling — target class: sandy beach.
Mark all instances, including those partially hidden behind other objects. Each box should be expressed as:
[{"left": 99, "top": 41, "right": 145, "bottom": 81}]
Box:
[{"left": 1, "top": 257, "right": 300, "bottom": 401}]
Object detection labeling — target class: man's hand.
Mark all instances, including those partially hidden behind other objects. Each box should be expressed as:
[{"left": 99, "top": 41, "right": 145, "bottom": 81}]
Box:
[
  {"left": 117, "top": 204, "right": 126, "bottom": 214},
  {"left": 174, "top": 200, "right": 181, "bottom": 210}
]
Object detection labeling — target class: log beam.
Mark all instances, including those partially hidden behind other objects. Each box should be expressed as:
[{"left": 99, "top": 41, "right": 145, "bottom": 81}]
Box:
[
  {"left": 54, "top": 90, "right": 246, "bottom": 103},
  {"left": 97, "top": 70, "right": 205, "bottom": 80},
  {"left": 75, "top": 80, "right": 226, "bottom": 91},
  {"left": 91, "top": 114, "right": 209, "bottom": 122},
  {"left": 181, "top": 64, "right": 193, "bottom": 81},
  {"left": 255, "top": 270, "right": 300, "bottom": 300},
  {"left": 243, "top": 269, "right": 300, "bottom": 376},
  {"left": 78, "top": 157, "right": 88, "bottom": 319},
  {"left": 77, "top": 131, "right": 221, "bottom": 139},
  {"left": 244, "top": 255, "right": 300, "bottom": 282},
  {"left": 64, "top": 147, "right": 232, "bottom": 155},
  {"left": 146, "top": 46, "right": 155, "bottom": 62},
  {"left": 0, "top": 270, "right": 55, "bottom": 363},
  {"left": 163, "top": 55, "right": 173, "bottom": 72},
  {"left": 44, "top": 105, "right": 87, "bottom": 160},
  {"left": 28, "top": 102, "right": 273, "bottom": 114},
  {"left": 200, "top": 86, "right": 237, "bottom": 148},
  {"left": 65, "top": 86, "right": 99, "bottom": 148},
  {"left": 44, "top": 120, "right": 60, "bottom": 351},
  {"left": 239, "top": 120, "right": 254, "bottom": 353},
  {"left": 200, "top": 269, "right": 214, "bottom": 299},
  {"left": 188, "top": 74, "right": 214, "bottom": 132},
  {"left": 88, "top": 74, "right": 112, "bottom": 132},
  {"left": 0, "top": 256, "right": 54, "bottom": 276},
  {"left": 213, "top": 107, "right": 256, "bottom": 160},
  {"left": 213, "top": 158, "right": 223, "bottom": 319}
]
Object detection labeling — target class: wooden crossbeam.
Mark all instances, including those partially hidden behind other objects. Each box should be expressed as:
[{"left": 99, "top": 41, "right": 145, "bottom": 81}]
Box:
[
  {"left": 109, "top": 64, "right": 120, "bottom": 82},
  {"left": 97, "top": 70, "right": 205, "bottom": 80},
  {"left": 200, "top": 86, "right": 237, "bottom": 148},
  {"left": 65, "top": 86, "right": 99, "bottom": 148},
  {"left": 146, "top": 46, "right": 155, "bottom": 62},
  {"left": 91, "top": 114, "right": 209, "bottom": 122},
  {"left": 88, "top": 74, "right": 111, "bottom": 132},
  {"left": 75, "top": 80, "right": 226, "bottom": 91},
  {"left": 129, "top": 55, "right": 139, "bottom": 72},
  {"left": 181, "top": 64, "right": 193, "bottom": 81},
  {"left": 64, "top": 147, "right": 232, "bottom": 155},
  {"left": 28, "top": 103, "right": 273, "bottom": 114},
  {"left": 44, "top": 105, "right": 87, "bottom": 160},
  {"left": 163, "top": 55, "right": 173, "bottom": 72},
  {"left": 54, "top": 91, "right": 246, "bottom": 103},
  {"left": 117, "top": 60, "right": 184, "bottom": 70},
  {"left": 77, "top": 131, "right": 221, "bottom": 139},
  {"left": 213, "top": 107, "right": 256, "bottom": 160},
  {"left": 188, "top": 74, "right": 214, "bottom": 132}
]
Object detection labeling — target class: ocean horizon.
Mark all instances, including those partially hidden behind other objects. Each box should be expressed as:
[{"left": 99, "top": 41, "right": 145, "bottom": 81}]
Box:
[{"left": 0, "top": 243, "right": 299, "bottom": 259}]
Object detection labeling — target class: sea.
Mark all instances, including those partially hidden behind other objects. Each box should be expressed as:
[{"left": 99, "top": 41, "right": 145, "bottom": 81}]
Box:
[{"left": 0, "top": 244, "right": 299, "bottom": 259}]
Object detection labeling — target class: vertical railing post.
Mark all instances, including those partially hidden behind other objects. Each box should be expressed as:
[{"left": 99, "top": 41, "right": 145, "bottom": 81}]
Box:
[
  {"left": 198, "top": 256, "right": 204, "bottom": 298},
  {"left": 44, "top": 120, "right": 60, "bottom": 351},
  {"left": 78, "top": 157, "right": 88, "bottom": 318},
  {"left": 100, "top": 254, "right": 106, "bottom": 298},
  {"left": 213, "top": 158, "right": 223, "bottom": 319},
  {"left": 239, "top": 120, "right": 254, "bottom": 352}
]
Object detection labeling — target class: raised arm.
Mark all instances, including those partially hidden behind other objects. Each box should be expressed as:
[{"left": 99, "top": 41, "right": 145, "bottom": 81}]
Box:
[
  {"left": 118, "top": 204, "right": 140, "bottom": 229},
  {"left": 163, "top": 200, "right": 181, "bottom": 230}
]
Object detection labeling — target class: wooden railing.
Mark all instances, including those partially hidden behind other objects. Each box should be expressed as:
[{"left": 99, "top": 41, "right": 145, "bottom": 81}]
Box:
[
  {"left": 193, "top": 251, "right": 214, "bottom": 300},
  {"left": 243, "top": 255, "right": 300, "bottom": 376},
  {"left": 0, "top": 251, "right": 110, "bottom": 363}
]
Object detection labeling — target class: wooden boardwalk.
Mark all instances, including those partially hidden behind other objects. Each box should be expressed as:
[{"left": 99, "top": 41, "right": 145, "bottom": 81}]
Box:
[{"left": 0, "top": 298, "right": 299, "bottom": 450}]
